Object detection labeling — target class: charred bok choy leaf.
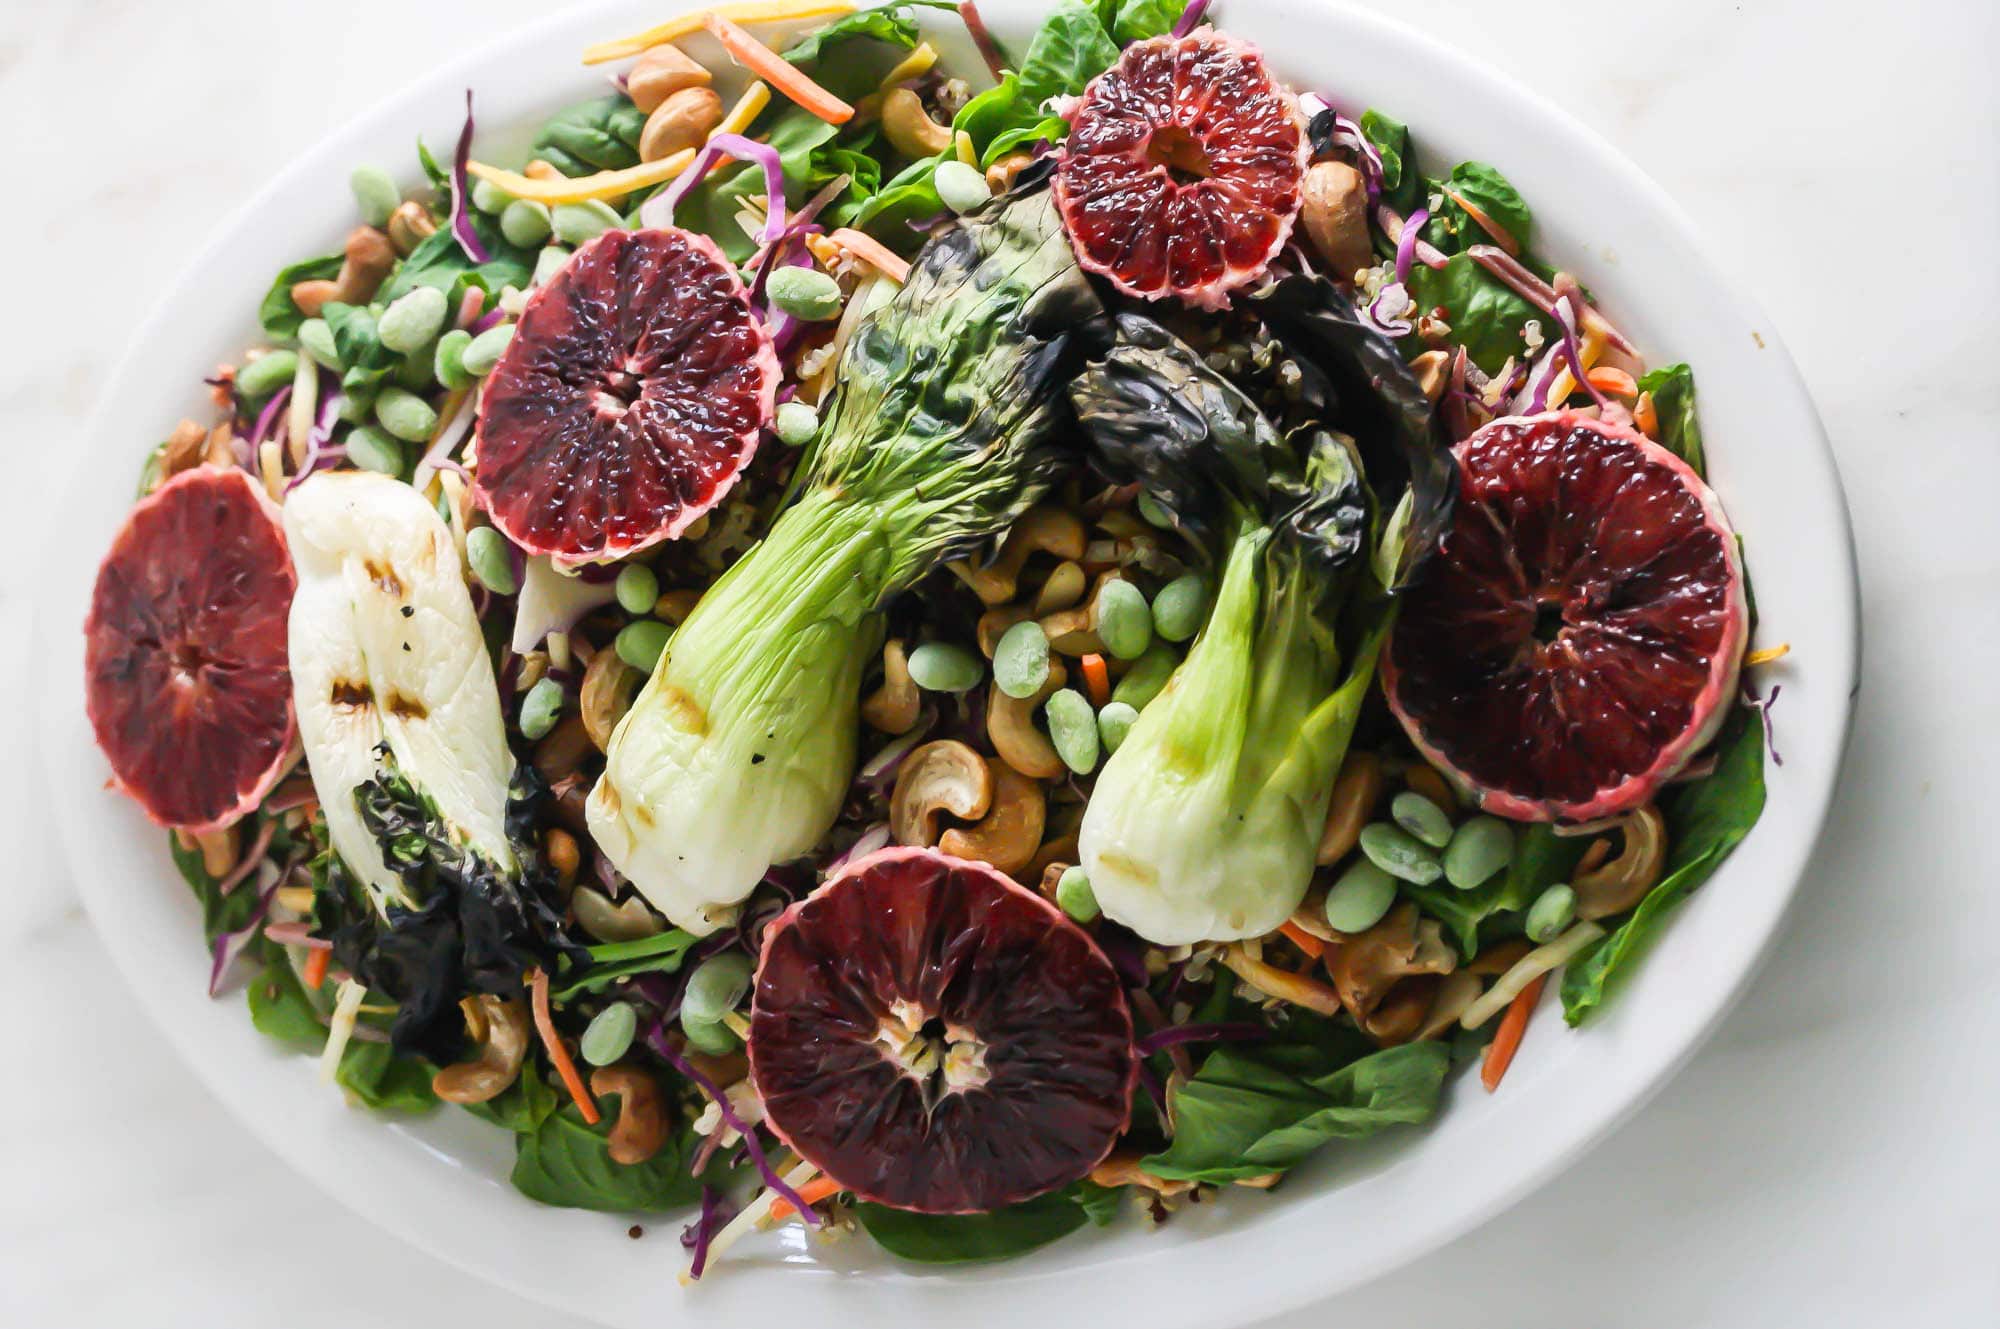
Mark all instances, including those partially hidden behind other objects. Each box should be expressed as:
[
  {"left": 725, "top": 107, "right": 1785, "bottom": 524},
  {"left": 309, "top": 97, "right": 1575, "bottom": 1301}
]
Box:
[{"left": 589, "top": 184, "right": 1108, "bottom": 934}]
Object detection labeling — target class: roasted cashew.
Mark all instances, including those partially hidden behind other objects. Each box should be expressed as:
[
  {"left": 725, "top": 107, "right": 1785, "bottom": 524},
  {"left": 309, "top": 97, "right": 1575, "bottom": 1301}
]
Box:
[
  {"left": 544, "top": 828, "right": 581, "bottom": 892},
  {"left": 949, "top": 507, "right": 1088, "bottom": 606},
  {"left": 590, "top": 1065, "right": 671, "bottom": 1164},
  {"left": 1032, "top": 560, "right": 1087, "bottom": 616},
  {"left": 572, "top": 884, "right": 665, "bottom": 942},
  {"left": 1317, "top": 751, "right": 1384, "bottom": 864},
  {"left": 881, "top": 87, "right": 952, "bottom": 157},
  {"left": 533, "top": 713, "right": 595, "bottom": 784},
  {"left": 292, "top": 225, "right": 397, "bottom": 316},
  {"left": 157, "top": 419, "right": 208, "bottom": 486},
  {"left": 988, "top": 662, "right": 1068, "bottom": 780},
  {"left": 1410, "top": 350, "right": 1451, "bottom": 403},
  {"left": 627, "top": 42, "right": 712, "bottom": 113},
  {"left": 581, "top": 647, "right": 640, "bottom": 752},
  {"left": 1325, "top": 903, "right": 1458, "bottom": 1044},
  {"left": 1401, "top": 761, "right": 1458, "bottom": 814},
  {"left": 1415, "top": 971, "right": 1484, "bottom": 1042},
  {"left": 890, "top": 740, "right": 992, "bottom": 846},
  {"left": 386, "top": 200, "right": 437, "bottom": 256},
  {"left": 977, "top": 603, "right": 1032, "bottom": 658},
  {"left": 1026, "top": 831, "right": 1081, "bottom": 890},
  {"left": 640, "top": 86, "right": 723, "bottom": 164},
  {"left": 939, "top": 758, "right": 1045, "bottom": 875},
  {"left": 984, "top": 151, "right": 1034, "bottom": 194},
  {"left": 431, "top": 996, "right": 530, "bottom": 1103},
  {"left": 1573, "top": 804, "right": 1667, "bottom": 919},
  {"left": 654, "top": 588, "right": 703, "bottom": 624},
  {"left": 1299, "top": 160, "right": 1372, "bottom": 281},
  {"left": 861, "top": 638, "right": 922, "bottom": 734}
]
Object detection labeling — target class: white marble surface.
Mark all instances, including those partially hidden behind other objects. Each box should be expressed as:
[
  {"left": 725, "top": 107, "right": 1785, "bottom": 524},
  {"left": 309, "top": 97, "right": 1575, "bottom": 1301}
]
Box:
[{"left": 4, "top": 0, "right": 1996, "bottom": 1324}]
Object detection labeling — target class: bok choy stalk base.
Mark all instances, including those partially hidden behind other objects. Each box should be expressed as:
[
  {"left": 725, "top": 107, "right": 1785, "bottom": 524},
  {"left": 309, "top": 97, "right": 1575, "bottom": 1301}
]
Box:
[{"left": 589, "top": 182, "right": 1108, "bottom": 934}]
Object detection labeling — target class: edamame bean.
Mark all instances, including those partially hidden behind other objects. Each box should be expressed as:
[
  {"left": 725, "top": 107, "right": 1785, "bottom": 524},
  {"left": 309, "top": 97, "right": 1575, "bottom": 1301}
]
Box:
[
  {"left": 1094, "top": 579, "right": 1152, "bottom": 661},
  {"left": 773, "top": 400, "right": 819, "bottom": 446},
  {"left": 680, "top": 1012, "right": 740, "bottom": 1056},
  {"left": 500, "top": 198, "right": 553, "bottom": 248},
  {"left": 1056, "top": 865, "right": 1099, "bottom": 922},
  {"left": 614, "top": 563, "right": 659, "bottom": 615},
  {"left": 1391, "top": 790, "right": 1454, "bottom": 849},
  {"left": 934, "top": 159, "right": 991, "bottom": 214},
  {"left": 615, "top": 619, "right": 673, "bottom": 672},
  {"left": 1323, "top": 859, "right": 1398, "bottom": 934},
  {"left": 682, "top": 953, "right": 753, "bottom": 1025},
  {"left": 470, "top": 177, "right": 513, "bottom": 214},
  {"left": 993, "top": 619, "right": 1051, "bottom": 699},
  {"left": 466, "top": 525, "right": 518, "bottom": 594},
  {"left": 377, "top": 285, "right": 449, "bottom": 354},
  {"left": 532, "top": 244, "right": 571, "bottom": 287},
  {"left": 1044, "top": 688, "right": 1100, "bottom": 774},
  {"left": 1441, "top": 815, "right": 1515, "bottom": 891},
  {"left": 298, "top": 317, "right": 340, "bottom": 369},
  {"left": 236, "top": 350, "right": 299, "bottom": 403},
  {"left": 551, "top": 199, "right": 621, "bottom": 245},
  {"left": 434, "top": 328, "right": 473, "bottom": 390},
  {"left": 1096, "top": 700, "right": 1138, "bottom": 754},
  {"left": 907, "top": 641, "right": 984, "bottom": 693},
  {"left": 1135, "top": 491, "right": 1174, "bottom": 528},
  {"left": 461, "top": 323, "right": 515, "bottom": 376},
  {"left": 766, "top": 266, "right": 843, "bottom": 321},
  {"left": 1111, "top": 642, "right": 1177, "bottom": 710},
  {"left": 519, "top": 676, "right": 563, "bottom": 739},
  {"left": 349, "top": 165, "right": 401, "bottom": 226},
  {"left": 1150, "top": 574, "right": 1209, "bottom": 643},
  {"left": 1357, "top": 822, "right": 1444, "bottom": 885},
  {"left": 1526, "top": 883, "right": 1577, "bottom": 943},
  {"left": 374, "top": 385, "right": 438, "bottom": 442},
  {"left": 344, "top": 424, "right": 405, "bottom": 475},
  {"left": 580, "top": 1001, "right": 639, "bottom": 1066}
]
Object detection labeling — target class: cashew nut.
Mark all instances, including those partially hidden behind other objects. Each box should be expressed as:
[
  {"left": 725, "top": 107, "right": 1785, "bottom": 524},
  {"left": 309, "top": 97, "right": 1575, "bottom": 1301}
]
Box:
[
  {"left": 581, "top": 647, "right": 640, "bottom": 753},
  {"left": 533, "top": 713, "right": 595, "bottom": 784},
  {"left": 861, "top": 638, "right": 922, "bottom": 734},
  {"left": 1572, "top": 804, "right": 1667, "bottom": 919},
  {"left": 988, "top": 662, "right": 1068, "bottom": 781},
  {"left": 1317, "top": 751, "right": 1384, "bottom": 864},
  {"left": 890, "top": 740, "right": 993, "bottom": 846},
  {"left": 881, "top": 87, "right": 952, "bottom": 158},
  {"left": 386, "top": 200, "right": 437, "bottom": 256},
  {"left": 203, "top": 422, "right": 238, "bottom": 467},
  {"left": 1401, "top": 761, "right": 1458, "bottom": 814},
  {"left": 949, "top": 506, "right": 1087, "bottom": 606},
  {"left": 1026, "top": 831, "right": 1081, "bottom": 889},
  {"left": 1415, "top": 970, "right": 1484, "bottom": 1042},
  {"left": 590, "top": 1065, "right": 671, "bottom": 1165},
  {"left": 640, "top": 86, "right": 723, "bottom": 164},
  {"left": 654, "top": 588, "right": 703, "bottom": 624},
  {"left": 1040, "top": 571, "right": 1125, "bottom": 656},
  {"left": 1410, "top": 350, "right": 1451, "bottom": 403},
  {"left": 544, "top": 827, "right": 581, "bottom": 892},
  {"left": 291, "top": 225, "right": 398, "bottom": 317},
  {"left": 939, "top": 758, "right": 1046, "bottom": 875},
  {"left": 431, "top": 996, "right": 530, "bottom": 1103},
  {"left": 627, "top": 42, "right": 712, "bottom": 113},
  {"left": 572, "top": 884, "right": 666, "bottom": 942},
  {"left": 1299, "top": 160, "right": 1372, "bottom": 282},
  {"left": 985, "top": 151, "right": 1034, "bottom": 194},
  {"left": 1325, "top": 903, "right": 1458, "bottom": 1045},
  {"left": 191, "top": 825, "right": 238, "bottom": 879},
  {"left": 157, "top": 419, "right": 208, "bottom": 486},
  {"left": 1032, "top": 560, "right": 1087, "bottom": 616}
]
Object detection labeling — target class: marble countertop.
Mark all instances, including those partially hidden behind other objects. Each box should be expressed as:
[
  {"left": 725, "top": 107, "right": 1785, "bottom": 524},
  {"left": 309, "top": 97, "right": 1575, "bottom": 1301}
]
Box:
[{"left": 4, "top": 0, "right": 1996, "bottom": 1325}]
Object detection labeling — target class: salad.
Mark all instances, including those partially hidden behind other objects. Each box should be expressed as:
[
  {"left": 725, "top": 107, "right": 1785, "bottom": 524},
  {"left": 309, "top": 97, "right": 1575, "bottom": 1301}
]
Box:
[{"left": 81, "top": 0, "right": 1782, "bottom": 1278}]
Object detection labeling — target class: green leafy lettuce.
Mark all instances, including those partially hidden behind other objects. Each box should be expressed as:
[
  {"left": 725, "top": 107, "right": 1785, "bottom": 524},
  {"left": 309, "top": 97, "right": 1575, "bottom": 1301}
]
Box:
[
  {"left": 1637, "top": 363, "right": 1705, "bottom": 473},
  {"left": 855, "top": 1184, "right": 1111, "bottom": 1263},
  {"left": 512, "top": 1108, "right": 710, "bottom": 1212}
]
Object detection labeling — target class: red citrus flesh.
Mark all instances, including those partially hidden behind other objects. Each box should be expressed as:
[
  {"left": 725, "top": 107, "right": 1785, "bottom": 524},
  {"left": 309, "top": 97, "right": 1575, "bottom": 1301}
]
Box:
[
  {"left": 1055, "top": 27, "right": 1308, "bottom": 310},
  {"left": 473, "top": 227, "right": 778, "bottom": 566},
  {"left": 749, "top": 846, "right": 1137, "bottom": 1214},
  {"left": 85, "top": 465, "right": 298, "bottom": 832},
  {"left": 1382, "top": 411, "right": 1748, "bottom": 822}
]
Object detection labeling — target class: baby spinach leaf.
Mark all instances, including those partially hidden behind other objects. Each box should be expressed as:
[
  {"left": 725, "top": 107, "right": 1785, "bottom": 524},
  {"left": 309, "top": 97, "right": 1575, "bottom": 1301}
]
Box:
[
  {"left": 531, "top": 95, "right": 646, "bottom": 177},
  {"left": 1561, "top": 707, "right": 1768, "bottom": 1024},
  {"left": 1637, "top": 363, "right": 1706, "bottom": 475},
  {"left": 855, "top": 1186, "right": 1094, "bottom": 1263},
  {"left": 1405, "top": 251, "right": 1540, "bottom": 375},
  {"left": 779, "top": 1, "right": 931, "bottom": 67},
  {"left": 169, "top": 827, "right": 265, "bottom": 944},
  {"left": 512, "top": 1108, "right": 705, "bottom": 1212},
  {"left": 246, "top": 948, "right": 324, "bottom": 1050},
  {"left": 259, "top": 254, "right": 343, "bottom": 340},
  {"left": 1017, "top": 0, "right": 1120, "bottom": 105},
  {"left": 376, "top": 221, "right": 533, "bottom": 308},
  {"left": 1141, "top": 1040, "right": 1451, "bottom": 1183},
  {"left": 460, "top": 1061, "right": 560, "bottom": 1134},
  {"left": 1072, "top": 1180, "right": 1124, "bottom": 1225},
  {"left": 336, "top": 1039, "right": 440, "bottom": 1114},
  {"left": 1109, "top": 0, "right": 1183, "bottom": 43},
  {"left": 1422, "top": 161, "right": 1532, "bottom": 256},
  {"left": 1360, "top": 109, "right": 1419, "bottom": 214},
  {"left": 548, "top": 928, "right": 700, "bottom": 1002}
]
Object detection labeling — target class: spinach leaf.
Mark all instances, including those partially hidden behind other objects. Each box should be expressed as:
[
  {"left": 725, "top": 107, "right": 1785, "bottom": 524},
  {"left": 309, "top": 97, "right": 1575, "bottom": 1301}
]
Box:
[
  {"left": 512, "top": 1108, "right": 705, "bottom": 1212},
  {"left": 1404, "top": 823, "right": 1590, "bottom": 957},
  {"left": 1141, "top": 1040, "right": 1451, "bottom": 1183},
  {"left": 1406, "top": 251, "right": 1540, "bottom": 375},
  {"left": 460, "top": 1061, "right": 560, "bottom": 1134},
  {"left": 376, "top": 221, "right": 533, "bottom": 308},
  {"left": 246, "top": 947, "right": 325, "bottom": 1049},
  {"left": 1360, "top": 109, "right": 1419, "bottom": 214},
  {"left": 531, "top": 95, "right": 646, "bottom": 177},
  {"left": 320, "top": 302, "right": 397, "bottom": 401},
  {"left": 1110, "top": 0, "right": 1183, "bottom": 43},
  {"left": 259, "top": 254, "right": 343, "bottom": 340},
  {"left": 779, "top": 2, "right": 930, "bottom": 66},
  {"left": 1560, "top": 707, "right": 1766, "bottom": 1023},
  {"left": 169, "top": 827, "right": 265, "bottom": 944},
  {"left": 1422, "top": 161, "right": 1532, "bottom": 256},
  {"left": 416, "top": 137, "right": 451, "bottom": 193},
  {"left": 855, "top": 1186, "right": 1095, "bottom": 1263},
  {"left": 1637, "top": 363, "right": 1705, "bottom": 475},
  {"left": 1073, "top": 1180, "right": 1124, "bottom": 1225},
  {"left": 548, "top": 928, "right": 700, "bottom": 1001},
  {"left": 335, "top": 1039, "right": 439, "bottom": 1113},
  {"left": 1017, "top": 0, "right": 1120, "bottom": 105}
]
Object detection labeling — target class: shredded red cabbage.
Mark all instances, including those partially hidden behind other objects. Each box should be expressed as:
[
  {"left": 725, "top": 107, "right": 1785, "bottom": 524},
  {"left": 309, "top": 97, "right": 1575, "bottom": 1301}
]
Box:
[
  {"left": 640, "top": 134, "right": 786, "bottom": 242},
  {"left": 216, "top": 816, "right": 278, "bottom": 897},
  {"left": 1468, "top": 244, "right": 1640, "bottom": 357},
  {"left": 823, "top": 823, "right": 892, "bottom": 874},
  {"left": 1134, "top": 1021, "right": 1270, "bottom": 1056},
  {"left": 245, "top": 383, "right": 291, "bottom": 452},
  {"left": 261, "top": 920, "right": 333, "bottom": 950},
  {"left": 1393, "top": 206, "right": 1430, "bottom": 285},
  {"left": 1171, "top": 0, "right": 1213, "bottom": 38},
  {"left": 1742, "top": 682, "right": 1783, "bottom": 767},
  {"left": 957, "top": 1, "right": 1009, "bottom": 81},
  {"left": 645, "top": 1023, "right": 822, "bottom": 1226},
  {"left": 681, "top": 1184, "right": 738, "bottom": 1279},
  {"left": 1374, "top": 203, "right": 1448, "bottom": 272},
  {"left": 1327, "top": 109, "right": 1385, "bottom": 201},
  {"left": 450, "top": 90, "right": 491, "bottom": 264},
  {"left": 285, "top": 370, "right": 347, "bottom": 494},
  {"left": 208, "top": 868, "right": 284, "bottom": 997},
  {"left": 1362, "top": 281, "right": 1414, "bottom": 337}
]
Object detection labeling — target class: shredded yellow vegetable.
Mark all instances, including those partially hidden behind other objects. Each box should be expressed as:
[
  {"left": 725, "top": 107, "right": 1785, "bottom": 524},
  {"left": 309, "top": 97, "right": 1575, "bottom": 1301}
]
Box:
[
  {"left": 583, "top": 0, "right": 857, "bottom": 65},
  {"left": 716, "top": 80, "right": 772, "bottom": 136}
]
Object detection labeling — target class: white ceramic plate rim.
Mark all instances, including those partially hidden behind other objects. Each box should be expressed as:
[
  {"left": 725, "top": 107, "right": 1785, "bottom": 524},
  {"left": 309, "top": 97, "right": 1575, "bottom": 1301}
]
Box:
[{"left": 37, "top": 2, "right": 1858, "bottom": 1325}]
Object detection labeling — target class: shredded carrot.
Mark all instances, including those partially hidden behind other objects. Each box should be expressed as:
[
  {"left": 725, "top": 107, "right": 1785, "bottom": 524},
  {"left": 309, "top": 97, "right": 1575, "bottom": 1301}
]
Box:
[
  {"left": 1444, "top": 187, "right": 1519, "bottom": 255},
  {"left": 1079, "top": 653, "right": 1110, "bottom": 707},
  {"left": 827, "top": 228, "right": 911, "bottom": 283},
  {"left": 1480, "top": 972, "right": 1548, "bottom": 1092},
  {"left": 1587, "top": 365, "right": 1638, "bottom": 398},
  {"left": 583, "top": 0, "right": 857, "bottom": 64},
  {"left": 1633, "top": 390, "right": 1659, "bottom": 438},
  {"left": 766, "top": 1173, "right": 843, "bottom": 1221},
  {"left": 1277, "top": 920, "right": 1325, "bottom": 959},
  {"left": 705, "top": 13, "right": 853, "bottom": 124},
  {"left": 302, "top": 946, "right": 330, "bottom": 990},
  {"left": 530, "top": 967, "right": 601, "bottom": 1124},
  {"left": 1745, "top": 642, "right": 1792, "bottom": 667}
]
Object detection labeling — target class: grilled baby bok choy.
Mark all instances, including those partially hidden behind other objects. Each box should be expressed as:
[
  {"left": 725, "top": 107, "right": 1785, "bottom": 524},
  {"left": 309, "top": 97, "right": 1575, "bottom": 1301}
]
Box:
[{"left": 589, "top": 183, "right": 1108, "bottom": 933}]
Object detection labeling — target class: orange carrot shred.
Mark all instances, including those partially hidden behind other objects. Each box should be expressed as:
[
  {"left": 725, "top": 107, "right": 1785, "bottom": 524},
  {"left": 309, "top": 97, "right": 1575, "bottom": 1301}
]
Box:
[
  {"left": 530, "top": 967, "right": 600, "bottom": 1124},
  {"left": 827, "top": 227, "right": 912, "bottom": 283},
  {"left": 1633, "top": 391, "right": 1659, "bottom": 438},
  {"left": 1079, "top": 653, "right": 1111, "bottom": 708},
  {"left": 1587, "top": 365, "right": 1638, "bottom": 398},
  {"left": 767, "top": 1174, "right": 843, "bottom": 1221},
  {"left": 302, "top": 946, "right": 330, "bottom": 991},
  {"left": 1480, "top": 972, "right": 1549, "bottom": 1093},
  {"left": 1278, "top": 919, "right": 1325, "bottom": 960},
  {"left": 704, "top": 13, "right": 854, "bottom": 124},
  {"left": 1443, "top": 188, "right": 1519, "bottom": 255}
]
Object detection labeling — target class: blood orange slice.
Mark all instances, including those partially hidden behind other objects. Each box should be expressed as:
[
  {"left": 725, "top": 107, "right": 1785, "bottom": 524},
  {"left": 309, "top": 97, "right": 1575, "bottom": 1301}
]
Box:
[
  {"left": 1382, "top": 411, "right": 1748, "bottom": 822},
  {"left": 473, "top": 227, "right": 778, "bottom": 565},
  {"left": 1054, "top": 27, "right": 1308, "bottom": 309},
  {"left": 84, "top": 465, "right": 297, "bottom": 832},
  {"left": 749, "top": 846, "right": 1137, "bottom": 1214}
]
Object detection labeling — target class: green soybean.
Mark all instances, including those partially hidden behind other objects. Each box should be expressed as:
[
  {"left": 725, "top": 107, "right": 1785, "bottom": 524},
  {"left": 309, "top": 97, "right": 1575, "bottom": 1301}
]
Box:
[
  {"left": 519, "top": 677, "right": 563, "bottom": 739},
  {"left": 374, "top": 386, "right": 438, "bottom": 442},
  {"left": 680, "top": 1013, "right": 739, "bottom": 1056},
  {"left": 615, "top": 619, "right": 673, "bottom": 673},
  {"left": 551, "top": 199, "right": 621, "bottom": 245},
  {"left": 1151, "top": 574, "right": 1209, "bottom": 643},
  {"left": 532, "top": 244, "right": 571, "bottom": 287},
  {"left": 1056, "top": 865, "right": 1099, "bottom": 922},
  {"left": 907, "top": 642, "right": 984, "bottom": 694},
  {"left": 1096, "top": 700, "right": 1139, "bottom": 754},
  {"left": 1094, "top": 579, "right": 1152, "bottom": 660},
  {"left": 580, "top": 1001, "right": 638, "bottom": 1067},
  {"left": 1135, "top": 491, "right": 1174, "bottom": 528},
  {"left": 1358, "top": 822, "right": 1444, "bottom": 885},
  {"left": 1526, "top": 884, "right": 1577, "bottom": 943},
  {"left": 349, "top": 165, "right": 401, "bottom": 226},
  {"left": 1111, "top": 642, "right": 1178, "bottom": 710},
  {"left": 466, "top": 526, "right": 518, "bottom": 594},
  {"left": 1442, "top": 815, "right": 1515, "bottom": 891},
  {"left": 773, "top": 400, "right": 819, "bottom": 446},
  {"left": 236, "top": 350, "right": 298, "bottom": 403},
  {"left": 434, "top": 328, "right": 473, "bottom": 390},
  {"left": 298, "top": 317, "right": 340, "bottom": 369},
  {"left": 461, "top": 323, "right": 515, "bottom": 376},
  {"left": 766, "top": 266, "right": 843, "bottom": 321},
  {"left": 1391, "top": 790, "right": 1454, "bottom": 849},
  {"left": 993, "top": 620, "right": 1051, "bottom": 699},
  {"left": 470, "top": 177, "right": 513, "bottom": 214},
  {"left": 614, "top": 563, "right": 659, "bottom": 616},
  {"left": 377, "top": 285, "right": 448, "bottom": 354},
  {"left": 1044, "top": 688, "right": 1100, "bottom": 774},
  {"left": 934, "top": 159, "right": 991, "bottom": 214},
  {"left": 344, "top": 424, "right": 405, "bottom": 476},
  {"left": 682, "top": 953, "right": 753, "bottom": 1025},
  {"left": 1323, "top": 859, "right": 1398, "bottom": 934},
  {"left": 499, "top": 198, "right": 553, "bottom": 248}
]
